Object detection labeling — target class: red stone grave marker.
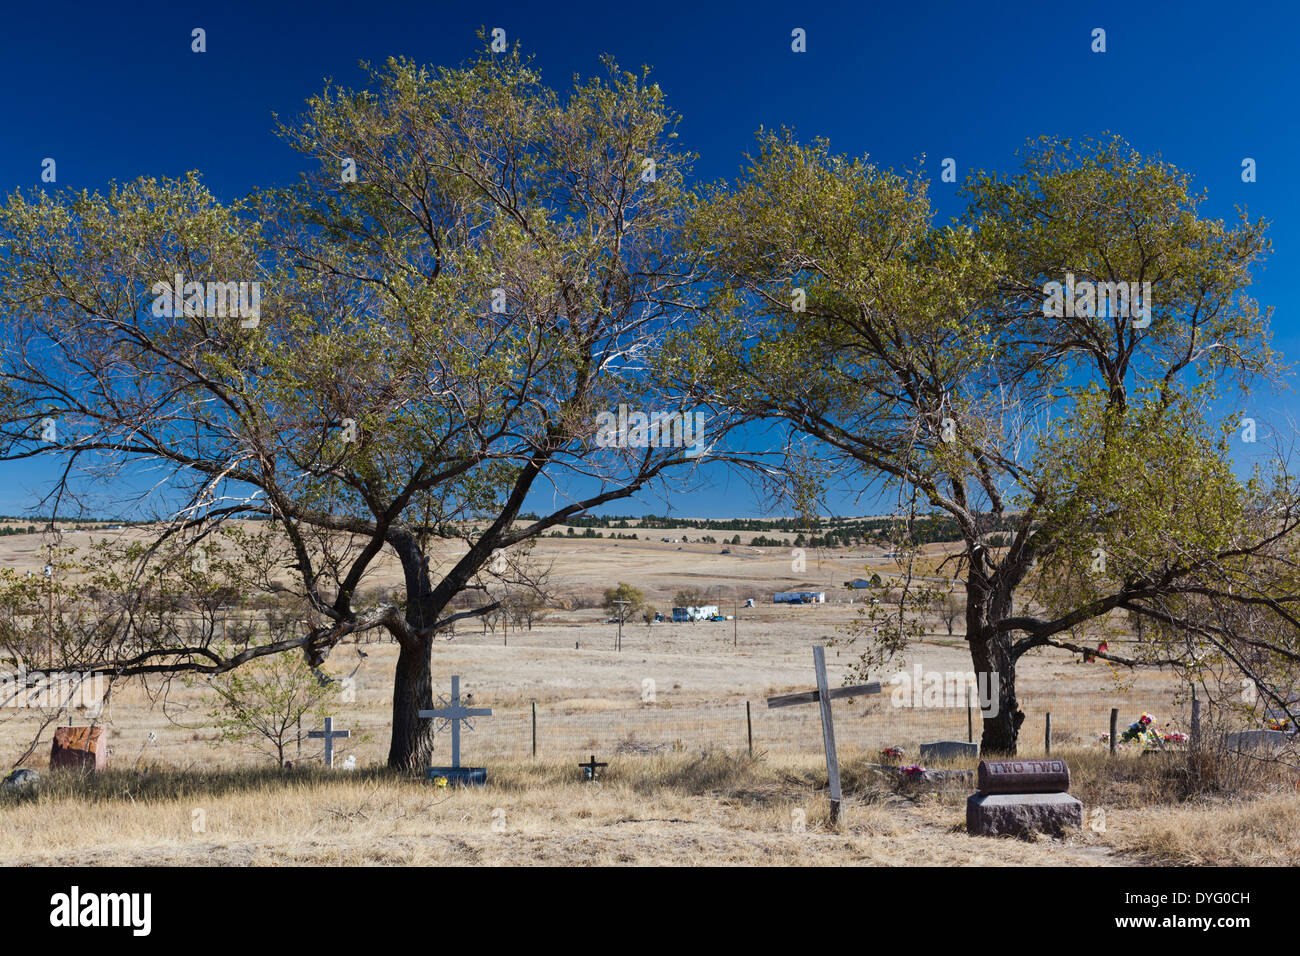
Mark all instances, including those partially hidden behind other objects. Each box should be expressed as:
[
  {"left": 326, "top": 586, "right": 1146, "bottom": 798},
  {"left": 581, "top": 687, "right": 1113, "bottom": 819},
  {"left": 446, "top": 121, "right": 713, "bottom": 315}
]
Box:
[{"left": 50, "top": 726, "right": 107, "bottom": 772}]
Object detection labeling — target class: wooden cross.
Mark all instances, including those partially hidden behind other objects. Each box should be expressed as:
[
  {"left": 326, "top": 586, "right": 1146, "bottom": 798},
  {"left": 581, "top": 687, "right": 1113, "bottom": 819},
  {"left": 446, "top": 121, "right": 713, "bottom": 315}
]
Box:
[
  {"left": 419, "top": 675, "right": 492, "bottom": 769},
  {"left": 308, "top": 716, "right": 350, "bottom": 768},
  {"left": 579, "top": 754, "right": 607, "bottom": 781},
  {"left": 766, "top": 645, "right": 881, "bottom": 825}
]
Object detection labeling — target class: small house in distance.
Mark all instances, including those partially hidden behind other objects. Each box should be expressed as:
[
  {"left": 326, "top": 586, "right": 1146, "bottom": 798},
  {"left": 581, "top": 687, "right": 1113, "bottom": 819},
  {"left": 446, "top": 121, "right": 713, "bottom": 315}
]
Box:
[
  {"left": 774, "top": 591, "right": 825, "bottom": 604},
  {"left": 845, "top": 575, "right": 882, "bottom": 589}
]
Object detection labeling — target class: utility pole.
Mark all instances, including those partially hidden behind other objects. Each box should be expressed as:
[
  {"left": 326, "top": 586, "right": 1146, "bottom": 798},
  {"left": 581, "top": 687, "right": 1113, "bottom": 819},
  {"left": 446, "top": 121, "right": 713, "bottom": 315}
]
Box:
[{"left": 613, "top": 599, "right": 631, "bottom": 652}]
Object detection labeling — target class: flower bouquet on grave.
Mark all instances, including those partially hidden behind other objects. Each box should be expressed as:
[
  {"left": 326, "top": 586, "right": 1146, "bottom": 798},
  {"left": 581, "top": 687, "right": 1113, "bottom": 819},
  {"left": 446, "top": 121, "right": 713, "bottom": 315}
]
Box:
[
  {"left": 880, "top": 746, "right": 904, "bottom": 764},
  {"left": 899, "top": 764, "right": 926, "bottom": 778},
  {"left": 1161, "top": 731, "right": 1188, "bottom": 746},
  {"left": 1266, "top": 716, "right": 1295, "bottom": 732},
  {"left": 1120, "top": 713, "right": 1162, "bottom": 748}
]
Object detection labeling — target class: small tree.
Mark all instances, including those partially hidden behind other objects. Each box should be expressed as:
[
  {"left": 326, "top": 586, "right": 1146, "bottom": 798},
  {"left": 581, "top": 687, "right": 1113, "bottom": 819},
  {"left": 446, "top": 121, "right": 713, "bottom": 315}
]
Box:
[
  {"left": 602, "top": 582, "right": 644, "bottom": 619},
  {"left": 202, "top": 652, "right": 334, "bottom": 767},
  {"left": 507, "top": 591, "right": 548, "bottom": 631},
  {"left": 673, "top": 587, "right": 710, "bottom": 608},
  {"left": 939, "top": 592, "right": 964, "bottom": 637}
]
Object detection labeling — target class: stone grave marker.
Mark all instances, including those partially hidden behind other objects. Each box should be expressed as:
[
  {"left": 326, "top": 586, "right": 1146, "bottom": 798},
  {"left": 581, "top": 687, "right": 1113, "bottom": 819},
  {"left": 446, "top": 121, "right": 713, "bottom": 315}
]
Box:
[
  {"left": 2, "top": 768, "right": 39, "bottom": 791},
  {"left": 966, "top": 758, "right": 1082, "bottom": 837},
  {"left": 1224, "top": 729, "right": 1289, "bottom": 753},
  {"left": 919, "top": 740, "right": 978, "bottom": 763},
  {"left": 50, "top": 726, "right": 107, "bottom": 772}
]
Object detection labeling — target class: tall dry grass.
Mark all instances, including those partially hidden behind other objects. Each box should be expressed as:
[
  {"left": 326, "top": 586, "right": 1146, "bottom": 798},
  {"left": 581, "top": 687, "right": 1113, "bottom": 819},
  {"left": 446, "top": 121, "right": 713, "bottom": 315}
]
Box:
[
  {"left": 1116, "top": 795, "right": 1300, "bottom": 865},
  {"left": 3, "top": 746, "right": 1296, "bottom": 865}
]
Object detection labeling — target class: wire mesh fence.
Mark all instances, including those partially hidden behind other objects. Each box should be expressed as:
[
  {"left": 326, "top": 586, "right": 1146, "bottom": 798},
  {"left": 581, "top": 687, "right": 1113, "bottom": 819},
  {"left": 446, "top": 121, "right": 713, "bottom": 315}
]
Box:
[
  {"left": 5, "top": 650, "right": 1212, "bottom": 769},
  {"left": 396, "top": 693, "right": 1200, "bottom": 762},
  {"left": 0, "top": 690, "right": 1228, "bottom": 771}
]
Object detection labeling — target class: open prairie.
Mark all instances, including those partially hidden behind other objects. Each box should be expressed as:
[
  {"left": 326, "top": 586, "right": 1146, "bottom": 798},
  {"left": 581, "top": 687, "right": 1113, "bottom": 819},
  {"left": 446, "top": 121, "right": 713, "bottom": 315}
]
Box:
[{"left": 2, "top": 528, "right": 1295, "bottom": 866}]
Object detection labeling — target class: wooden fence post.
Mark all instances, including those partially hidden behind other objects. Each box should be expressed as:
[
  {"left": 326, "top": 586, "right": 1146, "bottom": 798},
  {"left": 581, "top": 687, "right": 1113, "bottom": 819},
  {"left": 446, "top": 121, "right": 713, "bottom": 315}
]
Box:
[
  {"left": 746, "top": 701, "right": 753, "bottom": 757},
  {"left": 531, "top": 700, "right": 537, "bottom": 758},
  {"left": 1109, "top": 708, "right": 1119, "bottom": 756},
  {"left": 1044, "top": 712, "right": 1052, "bottom": 756}
]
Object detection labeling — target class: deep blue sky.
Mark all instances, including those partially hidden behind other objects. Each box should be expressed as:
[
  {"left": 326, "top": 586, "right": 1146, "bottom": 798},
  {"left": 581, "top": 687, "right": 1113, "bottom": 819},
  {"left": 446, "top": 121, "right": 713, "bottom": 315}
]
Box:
[{"left": 2, "top": 0, "right": 1297, "bottom": 518}]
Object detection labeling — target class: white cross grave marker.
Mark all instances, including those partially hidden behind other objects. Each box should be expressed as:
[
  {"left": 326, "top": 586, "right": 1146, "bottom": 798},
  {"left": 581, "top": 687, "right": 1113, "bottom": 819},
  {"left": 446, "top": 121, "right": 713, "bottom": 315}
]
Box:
[
  {"left": 420, "top": 675, "right": 492, "bottom": 769},
  {"left": 766, "top": 645, "right": 881, "bottom": 825},
  {"left": 308, "top": 716, "right": 351, "bottom": 768}
]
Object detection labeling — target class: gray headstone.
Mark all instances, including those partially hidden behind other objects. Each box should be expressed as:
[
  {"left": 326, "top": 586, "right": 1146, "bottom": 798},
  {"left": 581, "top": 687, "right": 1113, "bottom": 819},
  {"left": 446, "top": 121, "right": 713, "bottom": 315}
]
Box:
[
  {"left": 919, "top": 740, "right": 979, "bottom": 763},
  {"left": 966, "top": 791, "right": 1083, "bottom": 837},
  {"left": 2, "top": 769, "right": 40, "bottom": 791},
  {"left": 1224, "top": 730, "right": 1289, "bottom": 753}
]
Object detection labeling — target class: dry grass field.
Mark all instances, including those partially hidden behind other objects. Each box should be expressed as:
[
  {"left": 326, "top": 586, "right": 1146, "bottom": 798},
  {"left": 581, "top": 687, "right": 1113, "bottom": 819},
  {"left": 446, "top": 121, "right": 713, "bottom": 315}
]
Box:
[
  {"left": 4, "top": 752, "right": 1298, "bottom": 866},
  {"left": 2, "top": 526, "right": 1298, "bottom": 866}
]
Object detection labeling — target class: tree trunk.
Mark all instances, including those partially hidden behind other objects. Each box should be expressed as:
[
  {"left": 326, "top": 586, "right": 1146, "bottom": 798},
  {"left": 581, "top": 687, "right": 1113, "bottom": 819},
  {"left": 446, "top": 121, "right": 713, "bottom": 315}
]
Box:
[
  {"left": 966, "top": 575, "right": 1024, "bottom": 755},
  {"left": 386, "top": 530, "right": 444, "bottom": 771},
  {"left": 387, "top": 634, "right": 434, "bottom": 770},
  {"left": 970, "top": 628, "right": 1023, "bottom": 755}
]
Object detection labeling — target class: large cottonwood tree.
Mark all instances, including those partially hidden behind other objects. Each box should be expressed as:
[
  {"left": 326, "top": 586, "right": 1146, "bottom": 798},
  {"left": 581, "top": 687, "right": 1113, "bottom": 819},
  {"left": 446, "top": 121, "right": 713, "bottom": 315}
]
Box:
[
  {"left": 0, "top": 49, "right": 731, "bottom": 769},
  {"left": 675, "top": 132, "right": 1300, "bottom": 753}
]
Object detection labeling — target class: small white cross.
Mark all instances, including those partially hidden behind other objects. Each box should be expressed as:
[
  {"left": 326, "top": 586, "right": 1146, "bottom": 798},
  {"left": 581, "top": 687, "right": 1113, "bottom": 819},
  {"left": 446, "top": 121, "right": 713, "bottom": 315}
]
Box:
[{"left": 308, "top": 716, "right": 351, "bottom": 768}]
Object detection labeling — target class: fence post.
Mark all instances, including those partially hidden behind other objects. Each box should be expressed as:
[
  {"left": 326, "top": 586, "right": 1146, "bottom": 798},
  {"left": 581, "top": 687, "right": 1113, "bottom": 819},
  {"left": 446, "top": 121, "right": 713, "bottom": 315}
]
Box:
[
  {"left": 746, "top": 701, "right": 753, "bottom": 757},
  {"left": 1190, "top": 693, "right": 1201, "bottom": 753},
  {"left": 968, "top": 704, "right": 974, "bottom": 744},
  {"left": 1109, "top": 708, "right": 1118, "bottom": 756},
  {"left": 1044, "top": 712, "right": 1052, "bottom": 756},
  {"left": 531, "top": 700, "right": 537, "bottom": 758}
]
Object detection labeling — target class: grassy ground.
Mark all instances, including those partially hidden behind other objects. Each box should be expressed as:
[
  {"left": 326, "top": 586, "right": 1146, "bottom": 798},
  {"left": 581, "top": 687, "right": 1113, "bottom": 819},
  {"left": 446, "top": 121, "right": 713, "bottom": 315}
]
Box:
[
  {"left": 3, "top": 748, "right": 1296, "bottom": 866},
  {"left": 0, "top": 625, "right": 1190, "bottom": 770},
  {"left": 3, "top": 531, "right": 1293, "bottom": 866}
]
